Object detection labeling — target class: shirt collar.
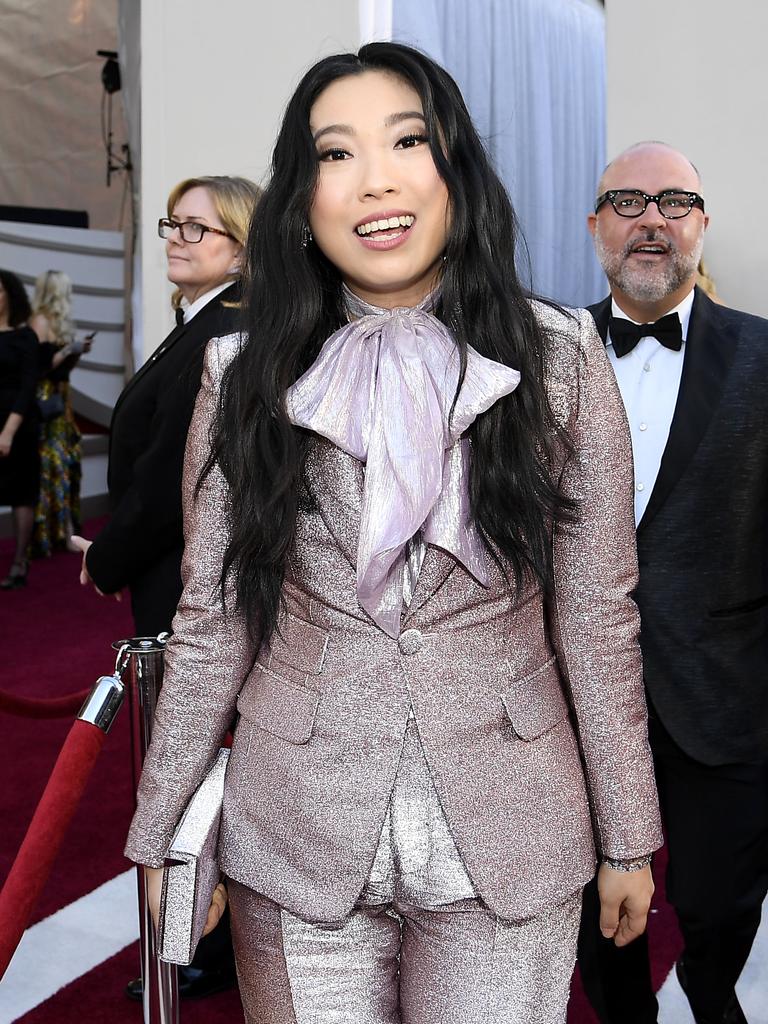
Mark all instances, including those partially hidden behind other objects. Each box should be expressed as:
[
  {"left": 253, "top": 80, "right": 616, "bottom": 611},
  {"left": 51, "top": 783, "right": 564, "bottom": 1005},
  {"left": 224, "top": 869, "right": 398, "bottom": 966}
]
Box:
[{"left": 178, "top": 280, "right": 234, "bottom": 324}]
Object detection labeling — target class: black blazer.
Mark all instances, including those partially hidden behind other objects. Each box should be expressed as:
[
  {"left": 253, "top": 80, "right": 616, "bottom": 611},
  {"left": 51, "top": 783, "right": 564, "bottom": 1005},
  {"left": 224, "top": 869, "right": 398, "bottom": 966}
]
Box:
[
  {"left": 88, "top": 285, "right": 239, "bottom": 635},
  {"left": 589, "top": 288, "right": 768, "bottom": 764}
]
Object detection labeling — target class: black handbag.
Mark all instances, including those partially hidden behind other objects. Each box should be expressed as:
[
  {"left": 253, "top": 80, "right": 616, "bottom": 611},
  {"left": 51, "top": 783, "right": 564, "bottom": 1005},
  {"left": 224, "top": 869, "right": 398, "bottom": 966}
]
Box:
[{"left": 37, "top": 390, "right": 65, "bottom": 422}]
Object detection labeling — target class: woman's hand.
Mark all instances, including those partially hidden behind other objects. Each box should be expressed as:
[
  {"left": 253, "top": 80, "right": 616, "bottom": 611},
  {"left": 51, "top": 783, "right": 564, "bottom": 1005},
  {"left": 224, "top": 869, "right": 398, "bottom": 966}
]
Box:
[
  {"left": 144, "top": 866, "right": 227, "bottom": 937},
  {"left": 0, "top": 414, "right": 22, "bottom": 456},
  {"left": 70, "top": 535, "right": 122, "bottom": 600},
  {"left": 597, "top": 862, "right": 654, "bottom": 947},
  {"left": 202, "top": 882, "right": 228, "bottom": 936},
  {"left": 145, "top": 866, "right": 164, "bottom": 928}
]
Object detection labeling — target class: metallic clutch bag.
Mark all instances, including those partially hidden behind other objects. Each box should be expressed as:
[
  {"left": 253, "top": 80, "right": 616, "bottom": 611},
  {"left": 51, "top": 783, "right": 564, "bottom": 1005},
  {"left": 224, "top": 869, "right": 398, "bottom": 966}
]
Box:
[{"left": 157, "top": 747, "right": 230, "bottom": 965}]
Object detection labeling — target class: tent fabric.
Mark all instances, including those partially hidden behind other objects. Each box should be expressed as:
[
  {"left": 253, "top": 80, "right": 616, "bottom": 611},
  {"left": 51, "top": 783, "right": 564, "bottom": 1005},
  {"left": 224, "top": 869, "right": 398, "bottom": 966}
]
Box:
[
  {"left": 391, "top": 0, "right": 607, "bottom": 307},
  {"left": 0, "top": 0, "right": 127, "bottom": 232}
]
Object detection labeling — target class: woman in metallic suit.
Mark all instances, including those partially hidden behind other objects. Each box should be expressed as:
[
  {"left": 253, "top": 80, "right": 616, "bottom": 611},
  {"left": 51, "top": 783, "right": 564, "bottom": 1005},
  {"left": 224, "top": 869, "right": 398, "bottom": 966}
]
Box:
[{"left": 126, "top": 44, "right": 662, "bottom": 1023}]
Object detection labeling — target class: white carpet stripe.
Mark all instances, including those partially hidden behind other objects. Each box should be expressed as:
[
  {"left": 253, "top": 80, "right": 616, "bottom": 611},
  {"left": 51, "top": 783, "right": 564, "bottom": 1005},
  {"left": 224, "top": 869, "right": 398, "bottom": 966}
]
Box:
[
  {"left": 658, "top": 892, "right": 768, "bottom": 1024},
  {"left": 0, "top": 869, "right": 139, "bottom": 1023}
]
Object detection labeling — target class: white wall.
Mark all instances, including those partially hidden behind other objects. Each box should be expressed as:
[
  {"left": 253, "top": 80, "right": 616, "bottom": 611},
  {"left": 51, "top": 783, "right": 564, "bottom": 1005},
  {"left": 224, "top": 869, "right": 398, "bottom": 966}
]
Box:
[
  {"left": 133, "top": 0, "right": 359, "bottom": 361},
  {"left": 605, "top": 0, "right": 768, "bottom": 318}
]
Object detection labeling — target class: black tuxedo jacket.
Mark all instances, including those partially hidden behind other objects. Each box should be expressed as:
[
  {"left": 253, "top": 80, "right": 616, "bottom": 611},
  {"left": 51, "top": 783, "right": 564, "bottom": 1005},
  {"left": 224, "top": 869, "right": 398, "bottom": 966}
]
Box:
[
  {"left": 88, "top": 285, "right": 239, "bottom": 635},
  {"left": 589, "top": 288, "right": 768, "bottom": 764}
]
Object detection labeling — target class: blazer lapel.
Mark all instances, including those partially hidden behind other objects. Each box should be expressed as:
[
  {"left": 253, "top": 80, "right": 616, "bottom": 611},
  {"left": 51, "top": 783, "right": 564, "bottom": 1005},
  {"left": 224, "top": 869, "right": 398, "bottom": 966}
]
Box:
[
  {"left": 112, "top": 283, "right": 238, "bottom": 422},
  {"left": 302, "top": 437, "right": 458, "bottom": 622},
  {"left": 639, "top": 288, "right": 738, "bottom": 532},
  {"left": 302, "top": 438, "right": 363, "bottom": 571},
  {"left": 111, "top": 320, "right": 188, "bottom": 422},
  {"left": 402, "top": 544, "right": 457, "bottom": 623}
]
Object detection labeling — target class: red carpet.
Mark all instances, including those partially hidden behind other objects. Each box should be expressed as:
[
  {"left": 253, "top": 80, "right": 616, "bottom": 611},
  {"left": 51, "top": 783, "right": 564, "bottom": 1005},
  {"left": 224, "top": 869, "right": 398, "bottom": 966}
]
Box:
[
  {"left": 1, "top": 522, "right": 135, "bottom": 922},
  {"left": 0, "top": 521, "right": 679, "bottom": 1021}
]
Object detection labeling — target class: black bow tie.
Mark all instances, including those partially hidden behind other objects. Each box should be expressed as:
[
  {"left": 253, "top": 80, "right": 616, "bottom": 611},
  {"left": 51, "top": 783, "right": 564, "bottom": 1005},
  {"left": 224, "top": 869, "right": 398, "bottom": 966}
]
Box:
[
  {"left": 175, "top": 306, "right": 186, "bottom": 327},
  {"left": 608, "top": 312, "right": 683, "bottom": 358}
]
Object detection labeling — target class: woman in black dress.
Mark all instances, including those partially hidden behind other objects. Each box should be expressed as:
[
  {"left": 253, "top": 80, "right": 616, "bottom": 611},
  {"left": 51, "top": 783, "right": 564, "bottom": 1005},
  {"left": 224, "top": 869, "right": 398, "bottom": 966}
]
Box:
[{"left": 0, "top": 269, "right": 39, "bottom": 589}]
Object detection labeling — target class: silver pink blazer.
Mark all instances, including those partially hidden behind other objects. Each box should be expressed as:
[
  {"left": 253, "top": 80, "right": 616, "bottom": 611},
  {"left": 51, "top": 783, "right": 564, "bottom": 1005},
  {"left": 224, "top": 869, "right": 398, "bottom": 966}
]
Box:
[{"left": 125, "top": 303, "right": 662, "bottom": 923}]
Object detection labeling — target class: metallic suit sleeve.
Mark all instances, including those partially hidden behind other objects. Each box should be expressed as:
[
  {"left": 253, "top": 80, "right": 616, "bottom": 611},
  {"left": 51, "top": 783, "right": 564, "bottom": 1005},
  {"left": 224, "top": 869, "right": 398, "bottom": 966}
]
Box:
[
  {"left": 549, "top": 310, "right": 663, "bottom": 860},
  {"left": 124, "top": 335, "right": 257, "bottom": 868}
]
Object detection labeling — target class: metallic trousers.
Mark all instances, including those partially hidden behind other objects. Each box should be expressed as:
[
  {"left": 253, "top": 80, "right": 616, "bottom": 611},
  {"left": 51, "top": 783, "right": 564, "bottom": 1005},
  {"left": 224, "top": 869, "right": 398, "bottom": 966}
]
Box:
[{"left": 228, "top": 880, "right": 582, "bottom": 1024}]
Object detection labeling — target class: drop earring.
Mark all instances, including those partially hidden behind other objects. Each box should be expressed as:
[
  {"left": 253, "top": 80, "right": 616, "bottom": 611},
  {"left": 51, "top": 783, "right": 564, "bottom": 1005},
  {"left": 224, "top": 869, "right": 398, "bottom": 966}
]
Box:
[{"left": 301, "top": 225, "right": 313, "bottom": 249}]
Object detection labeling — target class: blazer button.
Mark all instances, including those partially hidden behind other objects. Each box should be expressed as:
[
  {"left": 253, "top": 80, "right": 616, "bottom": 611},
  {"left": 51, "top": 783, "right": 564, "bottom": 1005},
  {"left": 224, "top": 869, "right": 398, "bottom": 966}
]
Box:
[{"left": 398, "top": 628, "right": 423, "bottom": 655}]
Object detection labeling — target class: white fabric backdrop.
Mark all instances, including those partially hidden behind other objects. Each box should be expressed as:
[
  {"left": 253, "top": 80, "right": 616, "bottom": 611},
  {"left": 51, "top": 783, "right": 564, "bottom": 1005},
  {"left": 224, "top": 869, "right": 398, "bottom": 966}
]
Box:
[{"left": 389, "top": 0, "right": 607, "bottom": 307}]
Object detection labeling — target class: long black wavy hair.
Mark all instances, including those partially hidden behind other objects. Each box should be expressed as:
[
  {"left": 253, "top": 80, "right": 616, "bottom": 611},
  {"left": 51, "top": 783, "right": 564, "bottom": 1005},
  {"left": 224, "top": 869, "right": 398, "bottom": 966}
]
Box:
[
  {"left": 0, "top": 270, "right": 32, "bottom": 327},
  {"left": 209, "top": 42, "right": 575, "bottom": 641}
]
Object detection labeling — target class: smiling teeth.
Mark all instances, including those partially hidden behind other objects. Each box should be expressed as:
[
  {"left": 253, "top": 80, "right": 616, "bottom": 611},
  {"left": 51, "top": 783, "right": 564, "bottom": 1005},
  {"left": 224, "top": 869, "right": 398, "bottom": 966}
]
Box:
[{"left": 357, "top": 215, "right": 414, "bottom": 235}]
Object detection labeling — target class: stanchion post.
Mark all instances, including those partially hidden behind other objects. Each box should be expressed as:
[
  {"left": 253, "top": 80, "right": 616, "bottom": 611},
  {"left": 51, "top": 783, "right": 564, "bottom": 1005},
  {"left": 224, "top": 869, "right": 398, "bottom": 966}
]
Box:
[{"left": 116, "top": 636, "right": 179, "bottom": 1024}]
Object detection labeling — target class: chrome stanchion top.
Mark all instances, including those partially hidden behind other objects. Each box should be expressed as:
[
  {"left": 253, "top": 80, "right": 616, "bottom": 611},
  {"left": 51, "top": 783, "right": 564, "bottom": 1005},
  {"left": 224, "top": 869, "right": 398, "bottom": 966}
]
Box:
[{"left": 111, "top": 634, "right": 170, "bottom": 656}]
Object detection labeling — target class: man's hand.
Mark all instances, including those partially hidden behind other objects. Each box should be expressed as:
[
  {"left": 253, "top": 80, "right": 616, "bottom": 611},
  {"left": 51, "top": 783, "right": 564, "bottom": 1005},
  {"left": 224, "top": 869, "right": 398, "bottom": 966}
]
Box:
[{"left": 597, "top": 861, "right": 654, "bottom": 946}]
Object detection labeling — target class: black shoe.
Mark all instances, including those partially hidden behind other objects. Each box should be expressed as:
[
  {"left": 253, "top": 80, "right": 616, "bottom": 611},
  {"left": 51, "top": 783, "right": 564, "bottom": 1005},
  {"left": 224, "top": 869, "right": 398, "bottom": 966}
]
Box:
[
  {"left": 675, "top": 960, "right": 748, "bottom": 1024},
  {"left": 0, "top": 560, "right": 28, "bottom": 589},
  {"left": 125, "top": 964, "right": 237, "bottom": 1001},
  {"left": 125, "top": 977, "right": 142, "bottom": 1002}
]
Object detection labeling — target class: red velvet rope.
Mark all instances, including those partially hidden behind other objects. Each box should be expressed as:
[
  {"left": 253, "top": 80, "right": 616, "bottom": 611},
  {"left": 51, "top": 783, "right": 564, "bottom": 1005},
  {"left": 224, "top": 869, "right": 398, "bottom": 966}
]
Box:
[
  {"left": 0, "top": 687, "right": 91, "bottom": 719},
  {"left": 0, "top": 719, "right": 107, "bottom": 977}
]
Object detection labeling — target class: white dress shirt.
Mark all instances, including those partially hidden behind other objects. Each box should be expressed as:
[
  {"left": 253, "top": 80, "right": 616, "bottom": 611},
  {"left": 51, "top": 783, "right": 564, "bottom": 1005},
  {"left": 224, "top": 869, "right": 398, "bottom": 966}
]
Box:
[
  {"left": 606, "top": 289, "right": 694, "bottom": 525},
  {"left": 178, "top": 279, "right": 235, "bottom": 324}
]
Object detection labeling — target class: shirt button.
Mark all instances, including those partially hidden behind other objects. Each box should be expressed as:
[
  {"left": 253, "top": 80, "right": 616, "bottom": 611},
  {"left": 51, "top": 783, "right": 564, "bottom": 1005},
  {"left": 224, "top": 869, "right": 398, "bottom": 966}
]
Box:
[
  {"left": 636, "top": 482, "right": 645, "bottom": 492},
  {"left": 398, "top": 629, "right": 423, "bottom": 655},
  {"left": 639, "top": 422, "right": 648, "bottom": 431},
  {"left": 643, "top": 363, "right": 651, "bottom": 372}
]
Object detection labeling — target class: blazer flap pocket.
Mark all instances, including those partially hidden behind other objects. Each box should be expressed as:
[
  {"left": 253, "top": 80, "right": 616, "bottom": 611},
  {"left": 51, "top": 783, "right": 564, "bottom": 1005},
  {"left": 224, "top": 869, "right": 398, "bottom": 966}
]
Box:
[
  {"left": 501, "top": 656, "right": 569, "bottom": 741},
  {"left": 267, "top": 612, "right": 329, "bottom": 675},
  {"left": 237, "top": 666, "right": 320, "bottom": 744}
]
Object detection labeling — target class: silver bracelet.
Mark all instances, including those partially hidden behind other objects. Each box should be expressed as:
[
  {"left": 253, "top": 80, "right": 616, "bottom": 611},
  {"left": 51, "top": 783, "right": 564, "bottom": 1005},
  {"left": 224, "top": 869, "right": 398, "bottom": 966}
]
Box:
[{"left": 602, "top": 853, "right": 653, "bottom": 873}]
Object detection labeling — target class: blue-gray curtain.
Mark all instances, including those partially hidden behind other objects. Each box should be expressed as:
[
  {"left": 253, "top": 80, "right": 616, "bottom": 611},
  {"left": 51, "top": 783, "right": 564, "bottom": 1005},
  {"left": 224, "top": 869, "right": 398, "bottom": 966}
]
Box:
[{"left": 391, "top": 0, "right": 606, "bottom": 307}]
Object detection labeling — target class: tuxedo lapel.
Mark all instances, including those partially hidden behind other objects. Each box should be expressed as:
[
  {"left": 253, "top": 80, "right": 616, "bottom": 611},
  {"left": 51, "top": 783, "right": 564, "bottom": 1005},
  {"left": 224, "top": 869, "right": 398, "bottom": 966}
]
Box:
[
  {"left": 639, "top": 289, "right": 738, "bottom": 532},
  {"left": 587, "top": 296, "right": 612, "bottom": 345}
]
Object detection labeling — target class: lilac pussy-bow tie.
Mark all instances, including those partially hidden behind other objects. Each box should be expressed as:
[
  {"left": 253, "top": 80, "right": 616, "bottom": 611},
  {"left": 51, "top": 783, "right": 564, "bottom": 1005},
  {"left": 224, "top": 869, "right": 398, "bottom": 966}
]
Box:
[{"left": 287, "top": 287, "right": 521, "bottom": 637}]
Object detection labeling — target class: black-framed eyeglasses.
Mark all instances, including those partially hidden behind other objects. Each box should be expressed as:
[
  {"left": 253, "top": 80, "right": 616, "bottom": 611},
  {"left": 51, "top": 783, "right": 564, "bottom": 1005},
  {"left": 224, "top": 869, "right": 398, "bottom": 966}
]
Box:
[
  {"left": 157, "top": 218, "right": 233, "bottom": 243},
  {"left": 594, "top": 189, "right": 706, "bottom": 219}
]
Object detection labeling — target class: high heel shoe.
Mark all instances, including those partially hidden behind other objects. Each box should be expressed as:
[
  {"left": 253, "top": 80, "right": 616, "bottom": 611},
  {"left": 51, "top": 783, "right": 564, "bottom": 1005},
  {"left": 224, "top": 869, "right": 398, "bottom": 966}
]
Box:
[{"left": 0, "top": 559, "right": 28, "bottom": 589}]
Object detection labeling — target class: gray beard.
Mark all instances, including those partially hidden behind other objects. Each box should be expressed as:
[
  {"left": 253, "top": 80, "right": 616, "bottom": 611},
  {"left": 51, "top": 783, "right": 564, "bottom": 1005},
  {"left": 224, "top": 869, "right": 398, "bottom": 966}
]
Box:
[{"left": 595, "top": 231, "right": 704, "bottom": 303}]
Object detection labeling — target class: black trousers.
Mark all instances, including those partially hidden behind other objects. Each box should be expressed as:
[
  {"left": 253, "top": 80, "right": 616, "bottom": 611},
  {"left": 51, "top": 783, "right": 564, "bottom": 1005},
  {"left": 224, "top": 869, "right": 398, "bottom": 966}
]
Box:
[{"left": 578, "top": 712, "right": 768, "bottom": 1023}]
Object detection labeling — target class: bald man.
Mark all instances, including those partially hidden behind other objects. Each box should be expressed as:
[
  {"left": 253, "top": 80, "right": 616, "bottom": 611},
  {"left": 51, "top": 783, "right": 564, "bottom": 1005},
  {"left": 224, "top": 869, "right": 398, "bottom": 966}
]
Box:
[{"left": 577, "top": 142, "right": 768, "bottom": 1024}]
